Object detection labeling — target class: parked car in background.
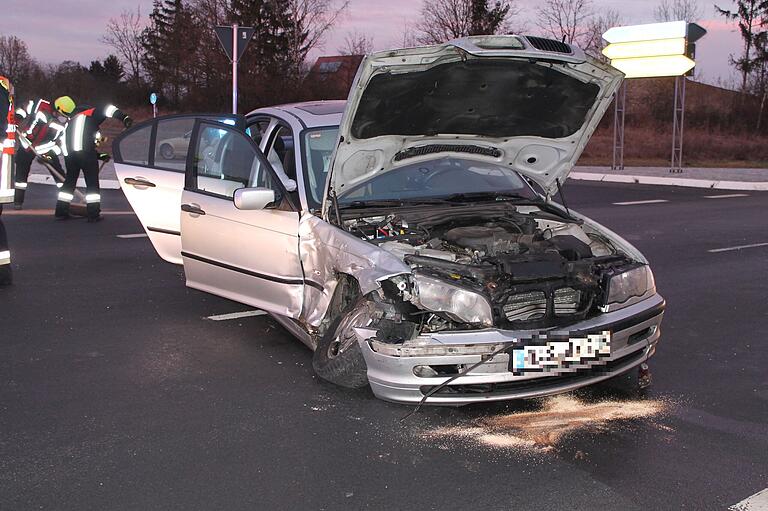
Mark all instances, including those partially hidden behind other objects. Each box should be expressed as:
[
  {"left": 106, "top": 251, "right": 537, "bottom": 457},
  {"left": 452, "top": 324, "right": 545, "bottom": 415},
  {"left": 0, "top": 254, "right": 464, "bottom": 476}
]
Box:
[{"left": 113, "top": 35, "right": 665, "bottom": 405}]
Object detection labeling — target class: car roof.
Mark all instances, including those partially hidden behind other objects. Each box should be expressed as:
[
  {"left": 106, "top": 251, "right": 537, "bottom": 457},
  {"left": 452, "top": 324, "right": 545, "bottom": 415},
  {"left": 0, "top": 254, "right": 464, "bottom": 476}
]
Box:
[{"left": 247, "top": 100, "right": 345, "bottom": 128}]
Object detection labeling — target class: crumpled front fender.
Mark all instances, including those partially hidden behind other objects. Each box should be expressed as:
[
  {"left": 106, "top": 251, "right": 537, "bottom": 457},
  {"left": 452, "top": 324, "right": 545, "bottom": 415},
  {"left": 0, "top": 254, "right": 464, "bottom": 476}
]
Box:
[{"left": 298, "top": 213, "right": 410, "bottom": 328}]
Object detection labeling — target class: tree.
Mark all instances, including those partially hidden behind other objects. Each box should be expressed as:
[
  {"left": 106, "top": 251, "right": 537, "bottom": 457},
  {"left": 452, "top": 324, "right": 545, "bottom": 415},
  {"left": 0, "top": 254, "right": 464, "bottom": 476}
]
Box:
[
  {"left": 0, "top": 36, "right": 34, "bottom": 83},
  {"left": 143, "top": 0, "right": 199, "bottom": 105},
  {"left": 417, "top": 0, "right": 520, "bottom": 44},
  {"left": 535, "top": 0, "right": 594, "bottom": 46},
  {"left": 338, "top": 30, "right": 374, "bottom": 55},
  {"left": 101, "top": 7, "right": 145, "bottom": 90},
  {"left": 653, "top": 0, "right": 703, "bottom": 22},
  {"left": 582, "top": 9, "right": 621, "bottom": 59},
  {"left": 715, "top": 0, "right": 768, "bottom": 91},
  {"left": 285, "top": 0, "right": 349, "bottom": 78}
]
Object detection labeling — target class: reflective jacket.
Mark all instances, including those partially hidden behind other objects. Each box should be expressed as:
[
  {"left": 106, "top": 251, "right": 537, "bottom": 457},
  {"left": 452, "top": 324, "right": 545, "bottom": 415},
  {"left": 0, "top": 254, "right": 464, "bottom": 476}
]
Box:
[
  {"left": 0, "top": 77, "right": 14, "bottom": 204},
  {"left": 17, "top": 99, "right": 65, "bottom": 156},
  {"left": 62, "top": 104, "right": 128, "bottom": 156}
]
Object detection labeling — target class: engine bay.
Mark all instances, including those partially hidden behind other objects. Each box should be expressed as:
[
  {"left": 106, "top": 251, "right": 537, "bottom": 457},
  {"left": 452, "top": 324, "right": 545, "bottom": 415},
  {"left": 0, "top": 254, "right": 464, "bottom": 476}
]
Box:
[{"left": 342, "top": 204, "right": 639, "bottom": 331}]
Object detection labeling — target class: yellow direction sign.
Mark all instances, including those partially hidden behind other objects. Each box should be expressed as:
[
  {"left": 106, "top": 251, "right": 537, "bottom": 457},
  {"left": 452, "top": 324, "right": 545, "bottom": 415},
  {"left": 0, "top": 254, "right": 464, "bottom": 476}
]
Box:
[
  {"left": 602, "top": 37, "right": 686, "bottom": 60},
  {"left": 610, "top": 54, "right": 696, "bottom": 79},
  {"left": 602, "top": 21, "right": 706, "bottom": 79}
]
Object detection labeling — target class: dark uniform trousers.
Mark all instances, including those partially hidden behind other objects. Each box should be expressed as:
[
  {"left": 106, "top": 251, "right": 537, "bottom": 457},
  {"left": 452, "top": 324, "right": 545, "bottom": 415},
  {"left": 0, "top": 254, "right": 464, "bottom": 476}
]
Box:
[
  {"left": 56, "top": 150, "right": 101, "bottom": 219},
  {"left": 0, "top": 204, "right": 10, "bottom": 284},
  {"left": 14, "top": 148, "right": 64, "bottom": 206}
]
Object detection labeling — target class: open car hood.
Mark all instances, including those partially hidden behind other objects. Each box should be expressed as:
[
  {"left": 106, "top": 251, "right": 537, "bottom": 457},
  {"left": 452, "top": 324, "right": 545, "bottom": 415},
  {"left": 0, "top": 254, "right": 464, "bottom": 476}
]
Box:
[{"left": 326, "top": 35, "right": 623, "bottom": 206}]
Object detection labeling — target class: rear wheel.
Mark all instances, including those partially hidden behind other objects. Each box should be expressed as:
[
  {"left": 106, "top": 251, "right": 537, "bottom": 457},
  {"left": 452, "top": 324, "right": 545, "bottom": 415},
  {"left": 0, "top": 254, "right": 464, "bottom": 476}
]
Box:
[
  {"left": 159, "top": 144, "right": 174, "bottom": 160},
  {"left": 312, "top": 299, "right": 372, "bottom": 389}
]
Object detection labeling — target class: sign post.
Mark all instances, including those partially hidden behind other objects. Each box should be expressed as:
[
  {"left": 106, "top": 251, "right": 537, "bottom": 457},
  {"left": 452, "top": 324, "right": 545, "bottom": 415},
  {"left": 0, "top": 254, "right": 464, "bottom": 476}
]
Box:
[
  {"left": 149, "top": 92, "right": 158, "bottom": 118},
  {"left": 215, "top": 25, "right": 255, "bottom": 115},
  {"left": 602, "top": 21, "right": 706, "bottom": 173}
]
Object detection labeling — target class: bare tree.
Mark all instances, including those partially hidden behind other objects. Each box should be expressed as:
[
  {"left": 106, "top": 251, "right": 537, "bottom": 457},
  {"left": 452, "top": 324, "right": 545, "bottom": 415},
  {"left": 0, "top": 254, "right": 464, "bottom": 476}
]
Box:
[
  {"left": 416, "top": 0, "right": 521, "bottom": 45},
  {"left": 401, "top": 19, "right": 420, "bottom": 47},
  {"left": 101, "top": 7, "right": 145, "bottom": 89},
  {"left": 583, "top": 9, "right": 621, "bottom": 59},
  {"left": 285, "top": 0, "right": 349, "bottom": 77},
  {"left": 535, "top": 0, "right": 594, "bottom": 46},
  {"left": 716, "top": 0, "right": 768, "bottom": 91},
  {"left": 0, "top": 35, "right": 33, "bottom": 83},
  {"left": 338, "top": 30, "right": 374, "bottom": 55},
  {"left": 653, "top": 0, "right": 703, "bottom": 21}
]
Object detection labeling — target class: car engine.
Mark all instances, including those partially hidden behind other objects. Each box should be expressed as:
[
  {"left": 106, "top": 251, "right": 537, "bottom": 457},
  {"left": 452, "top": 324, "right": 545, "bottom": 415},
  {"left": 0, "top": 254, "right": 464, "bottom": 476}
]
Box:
[{"left": 343, "top": 205, "right": 639, "bottom": 331}]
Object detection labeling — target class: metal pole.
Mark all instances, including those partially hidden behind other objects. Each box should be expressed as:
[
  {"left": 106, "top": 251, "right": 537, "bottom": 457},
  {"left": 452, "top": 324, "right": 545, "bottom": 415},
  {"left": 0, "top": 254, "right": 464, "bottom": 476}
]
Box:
[
  {"left": 153, "top": 104, "right": 157, "bottom": 118},
  {"left": 232, "top": 23, "right": 238, "bottom": 115},
  {"left": 670, "top": 76, "right": 686, "bottom": 173},
  {"left": 612, "top": 81, "right": 627, "bottom": 171}
]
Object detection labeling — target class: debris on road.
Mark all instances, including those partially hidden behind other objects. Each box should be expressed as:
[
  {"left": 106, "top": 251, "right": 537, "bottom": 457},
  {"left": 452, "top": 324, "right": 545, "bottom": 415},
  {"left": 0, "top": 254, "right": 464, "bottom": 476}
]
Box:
[{"left": 427, "top": 395, "right": 670, "bottom": 452}]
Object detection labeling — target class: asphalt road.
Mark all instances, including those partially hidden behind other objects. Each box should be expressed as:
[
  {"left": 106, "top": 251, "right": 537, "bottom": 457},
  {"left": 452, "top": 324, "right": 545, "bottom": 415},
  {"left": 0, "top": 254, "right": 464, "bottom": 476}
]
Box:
[{"left": 1, "top": 181, "right": 767, "bottom": 510}]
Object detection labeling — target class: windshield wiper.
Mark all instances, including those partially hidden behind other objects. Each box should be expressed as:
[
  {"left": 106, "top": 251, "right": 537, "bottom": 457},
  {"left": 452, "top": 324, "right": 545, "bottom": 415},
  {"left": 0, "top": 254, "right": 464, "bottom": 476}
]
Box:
[
  {"left": 441, "top": 191, "right": 537, "bottom": 203},
  {"left": 338, "top": 198, "right": 452, "bottom": 209}
]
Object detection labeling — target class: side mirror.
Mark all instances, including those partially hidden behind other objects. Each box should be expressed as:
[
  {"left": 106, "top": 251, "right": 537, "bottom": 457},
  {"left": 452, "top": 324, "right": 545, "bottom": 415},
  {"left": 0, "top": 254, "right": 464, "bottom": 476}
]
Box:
[{"left": 234, "top": 187, "right": 276, "bottom": 210}]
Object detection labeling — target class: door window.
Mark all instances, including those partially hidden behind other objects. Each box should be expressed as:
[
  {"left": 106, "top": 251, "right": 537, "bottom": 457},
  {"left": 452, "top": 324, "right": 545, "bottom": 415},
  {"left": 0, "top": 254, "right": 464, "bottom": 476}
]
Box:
[
  {"left": 302, "top": 127, "right": 339, "bottom": 209},
  {"left": 191, "top": 124, "right": 276, "bottom": 199},
  {"left": 154, "top": 117, "right": 197, "bottom": 171},
  {"left": 115, "top": 124, "right": 152, "bottom": 165}
]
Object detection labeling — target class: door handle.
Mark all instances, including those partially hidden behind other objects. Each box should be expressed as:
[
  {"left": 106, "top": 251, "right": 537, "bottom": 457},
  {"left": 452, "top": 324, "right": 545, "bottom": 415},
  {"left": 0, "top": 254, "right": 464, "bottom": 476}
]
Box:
[
  {"left": 181, "top": 203, "right": 206, "bottom": 215},
  {"left": 124, "top": 177, "right": 156, "bottom": 187}
]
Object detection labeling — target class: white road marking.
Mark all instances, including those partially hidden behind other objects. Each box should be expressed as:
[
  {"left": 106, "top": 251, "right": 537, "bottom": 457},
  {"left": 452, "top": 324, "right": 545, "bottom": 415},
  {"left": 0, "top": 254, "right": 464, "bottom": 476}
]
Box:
[
  {"left": 708, "top": 242, "right": 768, "bottom": 254},
  {"left": 206, "top": 310, "right": 267, "bottom": 321},
  {"left": 116, "top": 233, "right": 148, "bottom": 239},
  {"left": 730, "top": 487, "right": 768, "bottom": 511},
  {"left": 704, "top": 193, "right": 749, "bottom": 199},
  {"left": 612, "top": 199, "right": 669, "bottom": 206}
]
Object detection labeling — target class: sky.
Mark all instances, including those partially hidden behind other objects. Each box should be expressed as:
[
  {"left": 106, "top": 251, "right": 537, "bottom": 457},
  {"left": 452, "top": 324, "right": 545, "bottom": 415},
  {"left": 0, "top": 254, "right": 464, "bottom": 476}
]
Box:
[{"left": 1, "top": 0, "right": 747, "bottom": 88}]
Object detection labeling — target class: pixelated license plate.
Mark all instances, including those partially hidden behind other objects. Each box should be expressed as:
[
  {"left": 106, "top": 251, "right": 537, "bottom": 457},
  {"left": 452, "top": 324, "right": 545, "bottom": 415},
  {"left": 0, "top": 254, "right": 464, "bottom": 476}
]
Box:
[{"left": 510, "top": 332, "right": 611, "bottom": 373}]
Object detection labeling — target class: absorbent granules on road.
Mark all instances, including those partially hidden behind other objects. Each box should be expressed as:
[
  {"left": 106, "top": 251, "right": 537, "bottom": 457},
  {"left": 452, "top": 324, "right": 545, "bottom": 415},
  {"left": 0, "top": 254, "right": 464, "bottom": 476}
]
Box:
[{"left": 426, "top": 395, "right": 671, "bottom": 453}]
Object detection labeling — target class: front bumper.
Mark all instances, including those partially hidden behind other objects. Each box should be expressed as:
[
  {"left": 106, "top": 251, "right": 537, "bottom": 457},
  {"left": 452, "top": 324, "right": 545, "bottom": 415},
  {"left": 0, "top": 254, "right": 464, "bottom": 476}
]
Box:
[{"left": 359, "top": 294, "right": 665, "bottom": 405}]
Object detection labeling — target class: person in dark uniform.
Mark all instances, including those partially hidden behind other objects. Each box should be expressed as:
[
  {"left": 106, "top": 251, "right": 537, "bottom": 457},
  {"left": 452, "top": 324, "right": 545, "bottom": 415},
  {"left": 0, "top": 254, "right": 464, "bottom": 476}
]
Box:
[
  {"left": 13, "top": 98, "right": 66, "bottom": 208},
  {"left": 53, "top": 96, "right": 132, "bottom": 221},
  {"left": 0, "top": 76, "right": 15, "bottom": 285}
]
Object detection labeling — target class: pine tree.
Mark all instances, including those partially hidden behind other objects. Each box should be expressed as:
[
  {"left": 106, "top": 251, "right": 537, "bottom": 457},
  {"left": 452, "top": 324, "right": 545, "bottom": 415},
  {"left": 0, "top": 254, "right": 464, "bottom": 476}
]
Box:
[
  {"left": 469, "top": 0, "right": 511, "bottom": 35},
  {"left": 228, "top": 0, "right": 294, "bottom": 107},
  {"left": 143, "top": 0, "right": 198, "bottom": 105}
]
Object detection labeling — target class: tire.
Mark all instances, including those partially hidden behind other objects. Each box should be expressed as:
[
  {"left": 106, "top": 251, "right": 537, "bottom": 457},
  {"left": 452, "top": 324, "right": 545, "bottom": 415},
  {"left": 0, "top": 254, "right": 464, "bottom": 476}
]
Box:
[
  {"left": 159, "top": 144, "right": 174, "bottom": 160},
  {"left": 312, "top": 299, "right": 371, "bottom": 389}
]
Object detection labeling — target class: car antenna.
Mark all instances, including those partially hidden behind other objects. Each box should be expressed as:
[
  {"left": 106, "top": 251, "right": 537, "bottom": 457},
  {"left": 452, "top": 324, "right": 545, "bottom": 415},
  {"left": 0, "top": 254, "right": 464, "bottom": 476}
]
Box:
[{"left": 555, "top": 178, "right": 571, "bottom": 217}]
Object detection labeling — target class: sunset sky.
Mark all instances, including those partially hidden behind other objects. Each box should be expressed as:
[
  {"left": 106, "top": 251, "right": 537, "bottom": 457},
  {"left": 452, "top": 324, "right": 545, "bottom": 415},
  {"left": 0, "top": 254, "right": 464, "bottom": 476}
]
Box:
[{"left": 2, "top": 0, "right": 747, "bottom": 87}]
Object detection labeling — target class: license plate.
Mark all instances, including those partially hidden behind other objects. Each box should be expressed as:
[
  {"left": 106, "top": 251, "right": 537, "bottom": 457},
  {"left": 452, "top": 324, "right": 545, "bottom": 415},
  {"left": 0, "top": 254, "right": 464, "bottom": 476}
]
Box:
[{"left": 510, "top": 331, "right": 611, "bottom": 373}]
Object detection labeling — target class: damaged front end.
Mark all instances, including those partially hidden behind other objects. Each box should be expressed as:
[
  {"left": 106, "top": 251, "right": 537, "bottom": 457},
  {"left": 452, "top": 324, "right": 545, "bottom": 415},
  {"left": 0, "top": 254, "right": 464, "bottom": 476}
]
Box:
[
  {"left": 344, "top": 201, "right": 654, "bottom": 338},
  {"left": 321, "top": 201, "right": 663, "bottom": 404}
]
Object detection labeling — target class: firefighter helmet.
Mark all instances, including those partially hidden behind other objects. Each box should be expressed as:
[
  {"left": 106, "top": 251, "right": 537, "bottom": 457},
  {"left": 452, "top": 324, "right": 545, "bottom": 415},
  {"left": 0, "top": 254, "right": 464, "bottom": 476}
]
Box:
[{"left": 54, "top": 96, "right": 75, "bottom": 115}]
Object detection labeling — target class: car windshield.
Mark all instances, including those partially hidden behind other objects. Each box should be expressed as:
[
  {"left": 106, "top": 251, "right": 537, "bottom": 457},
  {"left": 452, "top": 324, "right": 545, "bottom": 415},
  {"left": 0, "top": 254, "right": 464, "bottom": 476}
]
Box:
[
  {"left": 337, "top": 157, "right": 536, "bottom": 204},
  {"left": 302, "top": 127, "right": 339, "bottom": 209}
]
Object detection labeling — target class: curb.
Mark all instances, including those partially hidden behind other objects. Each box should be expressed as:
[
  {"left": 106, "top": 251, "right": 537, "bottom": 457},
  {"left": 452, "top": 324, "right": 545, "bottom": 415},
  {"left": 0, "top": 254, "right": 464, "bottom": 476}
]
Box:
[
  {"left": 28, "top": 174, "right": 121, "bottom": 190},
  {"left": 569, "top": 172, "right": 768, "bottom": 191}
]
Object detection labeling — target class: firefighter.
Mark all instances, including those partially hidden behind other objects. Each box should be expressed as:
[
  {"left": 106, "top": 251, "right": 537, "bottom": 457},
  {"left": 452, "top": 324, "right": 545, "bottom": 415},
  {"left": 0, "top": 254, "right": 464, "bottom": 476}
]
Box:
[
  {"left": 13, "top": 98, "right": 66, "bottom": 208},
  {"left": 53, "top": 97, "right": 132, "bottom": 221},
  {"left": 0, "top": 76, "right": 15, "bottom": 285}
]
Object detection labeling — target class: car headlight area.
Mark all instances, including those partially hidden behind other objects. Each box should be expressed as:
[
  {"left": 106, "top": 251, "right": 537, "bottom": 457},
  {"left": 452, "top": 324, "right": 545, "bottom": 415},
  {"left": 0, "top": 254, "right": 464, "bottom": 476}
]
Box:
[
  {"left": 412, "top": 273, "right": 494, "bottom": 327},
  {"left": 605, "top": 265, "right": 656, "bottom": 310}
]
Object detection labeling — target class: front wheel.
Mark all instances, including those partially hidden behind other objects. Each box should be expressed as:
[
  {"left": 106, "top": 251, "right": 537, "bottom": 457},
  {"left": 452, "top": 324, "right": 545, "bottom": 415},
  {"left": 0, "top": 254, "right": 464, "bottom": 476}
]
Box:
[{"left": 312, "top": 300, "right": 372, "bottom": 389}]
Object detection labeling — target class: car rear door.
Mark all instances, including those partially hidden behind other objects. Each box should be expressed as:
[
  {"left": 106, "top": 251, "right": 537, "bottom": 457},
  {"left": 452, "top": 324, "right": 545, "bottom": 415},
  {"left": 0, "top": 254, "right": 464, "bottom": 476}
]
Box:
[
  {"left": 179, "top": 119, "right": 305, "bottom": 318},
  {"left": 113, "top": 114, "right": 242, "bottom": 264}
]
